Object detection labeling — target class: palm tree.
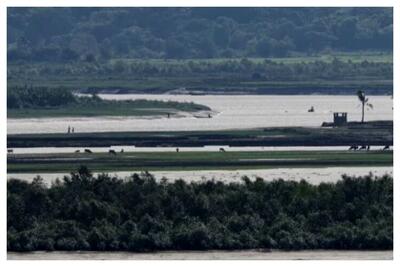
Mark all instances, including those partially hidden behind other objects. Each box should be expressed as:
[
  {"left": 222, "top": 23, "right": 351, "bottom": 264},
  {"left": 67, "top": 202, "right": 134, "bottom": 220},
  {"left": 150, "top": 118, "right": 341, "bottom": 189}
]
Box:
[{"left": 357, "top": 90, "right": 373, "bottom": 123}]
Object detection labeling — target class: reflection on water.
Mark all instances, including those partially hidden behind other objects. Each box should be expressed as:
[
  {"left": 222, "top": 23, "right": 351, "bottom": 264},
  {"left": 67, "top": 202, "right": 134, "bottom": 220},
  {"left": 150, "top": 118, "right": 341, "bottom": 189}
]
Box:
[
  {"left": 7, "top": 250, "right": 393, "bottom": 260},
  {"left": 8, "top": 167, "right": 393, "bottom": 186},
  {"left": 7, "top": 95, "right": 393, "bottom": 134}
]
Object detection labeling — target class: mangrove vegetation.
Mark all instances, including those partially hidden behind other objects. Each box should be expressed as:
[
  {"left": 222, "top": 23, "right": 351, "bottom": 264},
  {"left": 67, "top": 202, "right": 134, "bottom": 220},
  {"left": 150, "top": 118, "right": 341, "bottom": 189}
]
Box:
[{"left": 7, "top": 168, "right": 393, "bottom": 251}]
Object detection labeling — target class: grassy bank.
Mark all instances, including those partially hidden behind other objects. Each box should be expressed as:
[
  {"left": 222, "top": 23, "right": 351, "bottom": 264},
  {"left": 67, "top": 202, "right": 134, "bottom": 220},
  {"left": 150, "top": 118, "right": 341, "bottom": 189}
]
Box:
[
  {"left": 109, "top": 53, "right": 393, "bottom": 64},
  {"left": 8, "top": 123, "right": 393, "bottom": 148},
  {"left": 8, "top": 100, "right": 210, "bottom": 119},
  {"left": 7, "top": 150, "right": 393, "bottom": 173},
  {"left": 8, "top": 78, "right": 392, "bottom": 95},
  {"left": 7, "top": 170, "right": 393, "bottom": 251},
  {"left": 7, "top": 87, "right": 210, "bottom": 119}
]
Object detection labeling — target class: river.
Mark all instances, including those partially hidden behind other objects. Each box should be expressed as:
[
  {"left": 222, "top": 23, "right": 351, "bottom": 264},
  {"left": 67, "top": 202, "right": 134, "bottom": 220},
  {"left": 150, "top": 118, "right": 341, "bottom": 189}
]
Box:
[
  {"left": 7, "top": 95, "right": 393, "bottom": 134},
  {"left": 7, "top": 250, "right": 393, "bottom": 260}
]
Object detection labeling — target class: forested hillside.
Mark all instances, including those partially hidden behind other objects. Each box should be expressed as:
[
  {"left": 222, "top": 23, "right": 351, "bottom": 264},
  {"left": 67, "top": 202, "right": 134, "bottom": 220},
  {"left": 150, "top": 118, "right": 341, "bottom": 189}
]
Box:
[{"left": 8, "top": 7, "right": 392, "bottom": 62}]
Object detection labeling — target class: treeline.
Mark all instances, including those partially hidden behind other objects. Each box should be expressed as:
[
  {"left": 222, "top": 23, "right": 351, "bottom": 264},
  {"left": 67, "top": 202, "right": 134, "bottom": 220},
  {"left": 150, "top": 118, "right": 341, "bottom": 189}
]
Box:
[
  {"left": 8, "top": 58, "right": 393, "bottom": 82},
  {"left": 8, "top": 7, "right": 392, "bottom": 62},
  {"left": 7, "top": 86, "right": 210, "bottom": 112},
  {"left": 7, "top": 167, "right": 393, "bottom": 251},
  {"left": 7, "top": 86, "right": 91, "bottom": 109}
]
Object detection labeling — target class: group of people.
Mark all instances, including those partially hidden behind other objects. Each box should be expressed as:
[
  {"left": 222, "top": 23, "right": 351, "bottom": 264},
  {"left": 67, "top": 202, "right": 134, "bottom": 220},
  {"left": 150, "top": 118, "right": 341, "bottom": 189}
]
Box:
[{"left": 67, "top": 126, "right": 75, "bottom": 134}]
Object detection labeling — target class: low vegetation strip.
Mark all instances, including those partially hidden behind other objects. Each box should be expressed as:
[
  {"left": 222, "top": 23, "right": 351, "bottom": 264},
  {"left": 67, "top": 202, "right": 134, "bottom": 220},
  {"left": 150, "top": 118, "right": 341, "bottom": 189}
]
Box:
[
  {"left": 7, "top": 151, "right": 393, "bottom": 173},
  {"left": 7, "top": 87, "right": 210, "bottom": 118},
  {"left": 8, "top": 57, "right": 393, "bottom": 94},
  {"left": 8, "top": 125, "right": 393, "bottom": 148},
  {"left": 7, "top": 167, "right": 393, "bottom": 251}
]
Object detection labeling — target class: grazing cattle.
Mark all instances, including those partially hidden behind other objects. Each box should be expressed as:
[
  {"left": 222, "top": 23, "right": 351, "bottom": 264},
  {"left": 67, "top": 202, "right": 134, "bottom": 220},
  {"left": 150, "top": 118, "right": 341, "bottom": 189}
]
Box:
[
  {"left": 359, "top": 145, "right": 367, "bottom": 150},
  {"left": 7, "top": 149, "right": 13, "bottom": 153},
  {"left": 75, "top": 150, "right": 80, "bottom": 153},
  {"left": 176, "top": 148, "right": 179, "bottom": 152},
  {"left": 109, "top": 149, "right": 117, "bottom": 155},
  {"left": 84, "top": 149, "right": 93, "bottom": 153},
  {"left": 348, "top": 145, "right": 358, "bottom": 151},
  {"left": 219, "top": 148, "right": 226, "bottom": 152},
  {"left": 383, "top": 145, "right": 390, "bottom": 151},
  {"left": 120, "top": 149, "right": 124, "bottom": 153}
]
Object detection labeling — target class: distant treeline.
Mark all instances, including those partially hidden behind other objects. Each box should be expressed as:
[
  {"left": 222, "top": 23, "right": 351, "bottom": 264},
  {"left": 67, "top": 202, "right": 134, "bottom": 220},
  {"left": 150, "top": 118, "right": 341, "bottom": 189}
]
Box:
[
  {"left": 7, "top": 167, "right": 393, "bottom": 251},
  {"left": 8, "top": 7, "right": 392, "bottom": 62},
  {"left": 8, "top": 57, "right": 392, "bottom": 82}
]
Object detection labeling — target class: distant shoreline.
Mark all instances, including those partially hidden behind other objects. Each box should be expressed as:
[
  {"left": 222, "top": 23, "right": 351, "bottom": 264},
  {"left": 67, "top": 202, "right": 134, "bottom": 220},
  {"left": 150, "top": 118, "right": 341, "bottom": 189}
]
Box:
[{"left": 77, "top": 87, "right": 393, "bottom": 96}]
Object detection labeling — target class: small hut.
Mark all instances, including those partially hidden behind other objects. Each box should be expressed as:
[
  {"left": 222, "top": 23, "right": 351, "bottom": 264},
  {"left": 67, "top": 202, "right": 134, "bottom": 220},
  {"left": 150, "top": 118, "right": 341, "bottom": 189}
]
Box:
[{"left": 333, "top": 112, "right": 347, "bottom": 126}]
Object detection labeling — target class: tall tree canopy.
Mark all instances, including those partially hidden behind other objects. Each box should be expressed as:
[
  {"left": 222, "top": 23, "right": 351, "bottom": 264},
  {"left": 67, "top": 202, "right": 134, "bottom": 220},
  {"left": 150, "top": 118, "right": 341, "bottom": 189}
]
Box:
[{"left": 7, "top": 7, "right": 393, "bottom": 62}]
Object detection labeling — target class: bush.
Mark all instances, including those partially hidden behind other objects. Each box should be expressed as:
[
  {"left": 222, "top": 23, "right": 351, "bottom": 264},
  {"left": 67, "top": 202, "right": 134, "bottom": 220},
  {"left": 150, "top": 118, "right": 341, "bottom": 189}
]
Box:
[{"left": 7, "top": 169, "right": 393, "bottom": 251}]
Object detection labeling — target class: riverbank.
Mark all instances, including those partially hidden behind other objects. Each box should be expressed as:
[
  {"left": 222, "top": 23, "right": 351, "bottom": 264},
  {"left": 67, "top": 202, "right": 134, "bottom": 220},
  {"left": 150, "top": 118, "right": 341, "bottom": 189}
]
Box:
[
  {"left": 7, "top": 150, "right": 393, "bottom": 174},
  {"left": 8, "top": 166, "right": 393, "bottom": 186},
  {"left": 8, "top": 123, "right": 393, "bottom": 148}
]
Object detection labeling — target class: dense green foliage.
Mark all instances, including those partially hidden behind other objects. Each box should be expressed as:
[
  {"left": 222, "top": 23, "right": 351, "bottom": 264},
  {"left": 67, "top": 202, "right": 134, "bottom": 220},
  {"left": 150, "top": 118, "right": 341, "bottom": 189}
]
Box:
[
  {"left": 8, "top": 8, "right": 393, "bottom": 95},
  {"left": 7, "top": 86, "right": 210, "bottom": 117},
  {"left": 7, "top": 87, "right": 77, "bottom": 109},
  {"left": 7, "top": 167, "right": 393, "bottom": 251},
  {"left": 8, "top": 7, "right": 392, "bottom": 62},
  {"left": 8, "top": 56, "right": 393, "bottom": 95},
  {"left": 9, "top": 57, "right": 392, "bottom": 82}
]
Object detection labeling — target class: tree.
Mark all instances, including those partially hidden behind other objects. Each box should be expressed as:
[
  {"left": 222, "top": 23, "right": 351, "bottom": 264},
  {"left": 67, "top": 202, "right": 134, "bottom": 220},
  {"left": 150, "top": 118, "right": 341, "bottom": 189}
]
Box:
[
  {"left": 255, "top": 37, "right": 272, "bottom": 57},
  {"left": 356, "top": 90, "right": 373, "bottom": 123},
  {"left": 60, "top": 48, "right": 79, "bottom": 62},
  {"left": 165, "top": 39, "right": 185, "bottom": 59},
  {"left": 84, "top": 53, "right": 96, "bottom": 63}
]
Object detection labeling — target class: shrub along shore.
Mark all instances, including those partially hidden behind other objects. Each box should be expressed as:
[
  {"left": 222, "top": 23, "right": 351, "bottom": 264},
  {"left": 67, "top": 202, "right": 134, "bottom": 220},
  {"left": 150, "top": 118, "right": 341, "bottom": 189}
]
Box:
[{"left": 7, "top": 167, "right": 393, "bottom": 252}]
